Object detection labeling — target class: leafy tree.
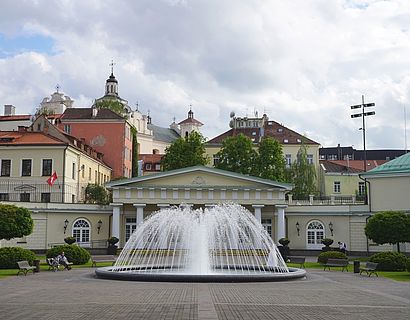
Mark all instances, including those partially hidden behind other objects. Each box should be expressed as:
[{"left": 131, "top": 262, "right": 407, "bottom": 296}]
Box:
[
  {"left": 162, "top": 131, "right": 209, "bottom": 171},
  {"left": 288, "top": 142, "right": 317, "bottom": 198},
  {"left": 0, "top": 204, "right": 34, "bottom": 240},
  {"left": 215, "top": 134, "right": 257, "bottom": 175},
  {"left": 85, "top": 183, "right": 111, "bottom": 205},
  {"left": 365, "top": 211, "right": 410, "bottom": 252},
  {"left": 95, "top": 99, "right": 127, "bottom": 117},
  {"left": 256, "top": 137, "right": 286, "bottom": 181}
]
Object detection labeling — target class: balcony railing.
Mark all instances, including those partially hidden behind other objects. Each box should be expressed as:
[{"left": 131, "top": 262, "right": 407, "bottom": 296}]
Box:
[{"left": 287, "top": 194, "right": 366, "bottom": 206}]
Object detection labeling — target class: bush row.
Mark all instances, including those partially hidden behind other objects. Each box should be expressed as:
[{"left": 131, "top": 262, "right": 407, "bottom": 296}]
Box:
[{"left": 0, "top": 247, "right": 37, "bottom": 269}]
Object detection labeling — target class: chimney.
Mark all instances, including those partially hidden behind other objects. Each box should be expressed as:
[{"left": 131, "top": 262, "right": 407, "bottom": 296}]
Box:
[{"left": 4, "top": 105, "right": 16, "bottom": 116}]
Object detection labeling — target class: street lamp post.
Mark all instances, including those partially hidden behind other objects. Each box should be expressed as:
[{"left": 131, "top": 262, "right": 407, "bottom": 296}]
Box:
[{"left": 350, "top": 95, "right": 376, "bottom": 172}]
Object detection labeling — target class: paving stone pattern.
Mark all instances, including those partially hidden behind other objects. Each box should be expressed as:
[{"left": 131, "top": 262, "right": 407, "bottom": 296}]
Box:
[{"left": 0, "top": 268, "right": 409, "bottom": 319}]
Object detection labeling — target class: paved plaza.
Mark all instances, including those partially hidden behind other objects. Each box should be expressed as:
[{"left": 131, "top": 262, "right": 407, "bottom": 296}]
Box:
[{"left": 0, "top": 268, "right": 409, "bottom": 320}]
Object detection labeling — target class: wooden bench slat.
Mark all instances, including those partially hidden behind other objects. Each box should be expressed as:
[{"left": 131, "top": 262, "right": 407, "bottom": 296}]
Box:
[{"left": 17, "top": 260, "right": 36, "bottom": 276}]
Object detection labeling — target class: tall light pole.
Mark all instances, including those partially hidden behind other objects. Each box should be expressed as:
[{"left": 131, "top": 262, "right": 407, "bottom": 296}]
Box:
[{"left": 351, "top": 95, "right": 375, "bottom": 172}]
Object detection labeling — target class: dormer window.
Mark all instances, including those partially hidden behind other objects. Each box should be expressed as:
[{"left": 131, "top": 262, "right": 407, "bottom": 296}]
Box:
[
  {"left": 297, "top": 138, "right": 301, "bottom": 143},
  {"left": 284, "top": 139, "right": 289, "bottom": 143},
  {"left": 277, "top": 128, "right": 283, "bottom": 133},
  {"left": 252, "top": 132, "right": 256, "bottom": 136}
]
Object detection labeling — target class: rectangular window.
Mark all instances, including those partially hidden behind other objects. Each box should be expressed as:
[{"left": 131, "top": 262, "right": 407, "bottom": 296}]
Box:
[
  {"left": 64, "top": 124, "right": 71, "bottom": 134},
  {"left": 155, "top": 163, "right": 161, "bottom": 171},
  {"left": 334, "top": 181, "right": 341, "bottom": 193},
  {"left": 0, "top": 193, "right": 9, "bottom": 201},
  {"left": 125, "top": 217, "right": 137, "bottom": 242},
  {"left": 42, "top": 159, "right": 52, "bottom": 176},
  {"left": 285, "top": 154, "right": 292, "bottom": 168},
  {"left": 358, "top": 182, "right": 366, "bottom": 196},
  {"left": 21, "top": 159, "right": 32, "bottom": 176},
  {"left": 307, "top": 154, "right": 314, "bottom": 165},
  {"left": 1, "top": 159, "right": 11, "bottom": 176},
  {"left": 89, "top": 168, "right": 92, "bottom": 180},
  {"left": 328, "top": 154, "right": 338, "bottom": 160},
  {"left": 41, "top": 192, "right": 51, "bottom": 203},
  {"left": 213, "top": 155, "right": 220, "bottom": 166},
  {"left": 262, "top": 219, "right": 272, "bottom": 237},
  {"left": 72, "top": 163, "right": 76, "bottom": 179},
  {"left": 20, "top": 193, "right": 30, "bottom": 202},
  {"left": 145, "top": 163, "right": 152, "bottom": 170}
]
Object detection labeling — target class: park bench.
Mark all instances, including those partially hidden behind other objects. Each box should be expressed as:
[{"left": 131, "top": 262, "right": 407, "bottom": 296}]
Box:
[
  {"left": 46, "top": 257, "right": 73, "bottom": 271},
  {"left": 91, "top": 255, "right": 117, "bottom": 267},
  {"left": 17, "top": 261, "right": 36, "bottom": 276},
  {"left": 359, "top": 262, "right": 378, "bottom": 277},
  {"left": 323, "top": 258, "right": 349, "bottom": 272},
  {"left": 287, "top": 256, "right": 306, "bottom": 268}
]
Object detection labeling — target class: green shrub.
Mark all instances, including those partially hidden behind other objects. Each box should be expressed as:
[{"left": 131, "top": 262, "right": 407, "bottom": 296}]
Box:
[
  {"left": 369, "top": 252, "right": 408, "bottom": 271},
  {"left": 406, "top": 258, "right": 410, "bottom": 273},
  {"left": 0, "top": 247, "right": 37, "bottom": 269},
  {"left": 317, "top": 250, "right": 347, "bottom": 264},
  {"left": 46, "top": 245, "right": 90, "bottom": 265},
  {"left": 321, "top": 238, "right": 334, "bottom": 246}
]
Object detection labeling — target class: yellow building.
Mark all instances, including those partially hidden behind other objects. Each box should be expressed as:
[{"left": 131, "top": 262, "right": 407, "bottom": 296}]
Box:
[
  {"left": 0, "top": 115, "right": 111, "bottom": 204},
  {"left": 206, "top": 113, "right": 320, "bottom": 173}
]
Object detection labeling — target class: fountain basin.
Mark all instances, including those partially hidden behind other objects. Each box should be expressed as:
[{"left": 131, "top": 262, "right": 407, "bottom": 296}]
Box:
[{"left": 95, "top": 266, "right": 306, "bottom": 282}]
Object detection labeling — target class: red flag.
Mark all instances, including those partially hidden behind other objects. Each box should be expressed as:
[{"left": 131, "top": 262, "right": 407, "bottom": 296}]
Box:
[{"left": 47, "top": 171, "right": 58, "bottom": 186}]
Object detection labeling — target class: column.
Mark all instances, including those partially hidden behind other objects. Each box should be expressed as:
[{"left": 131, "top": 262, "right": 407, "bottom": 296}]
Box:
[
  {"left": 111, "top": 204, "right": 122, "bottom": 247},
  {"left": 276, "top": 205, "right": 287, "bottom": 242},
  {"left": 252, "top": 205, "right": 264, "bottom": 248},
  {"left": 252, "top": 204, "right": 264, "bottom": 223},
  {"left": 133, "top": 204, "right": 146, "bottom": 226}
]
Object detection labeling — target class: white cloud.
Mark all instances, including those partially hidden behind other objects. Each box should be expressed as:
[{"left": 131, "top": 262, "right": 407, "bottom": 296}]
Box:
[{"left": 0, "top": 0, "right": 409, "bottom": 149}]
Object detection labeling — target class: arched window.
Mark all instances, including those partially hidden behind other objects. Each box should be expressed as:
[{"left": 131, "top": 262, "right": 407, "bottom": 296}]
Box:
[
  {"left": 306, "top": 220, "right": 325, "bottom": 249},
  {"left": 72, "top": 218, "right": 91, "bottom": 247}
]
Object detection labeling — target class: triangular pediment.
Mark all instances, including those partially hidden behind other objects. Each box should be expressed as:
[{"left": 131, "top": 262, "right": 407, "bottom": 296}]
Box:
[{"left": 107, "top": 166, "right": 292, "bottom": 190}]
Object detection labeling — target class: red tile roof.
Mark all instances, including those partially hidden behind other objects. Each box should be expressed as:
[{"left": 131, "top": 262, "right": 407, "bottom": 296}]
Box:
[
  {"left": 61, "top": 108, "right": 124, "bottom": 120},
  {"left": 0, "top": 131, "right": 65, "bottom": 145},
  {"left": 208, "top": 119, "right": 319, "bottom": 145},
  {"left": 325, "top": 160, "right": 388, "bottom": 171}
]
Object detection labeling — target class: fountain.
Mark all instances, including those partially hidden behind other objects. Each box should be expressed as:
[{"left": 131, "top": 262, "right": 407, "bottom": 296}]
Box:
[{"left": 95, "top": 203, "right": 306, "bottom": 282}]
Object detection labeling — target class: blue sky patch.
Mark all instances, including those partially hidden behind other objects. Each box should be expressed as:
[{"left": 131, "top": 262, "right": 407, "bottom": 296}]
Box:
[{"left": 0, "top": 33, "right": 55, "bottom": 58}]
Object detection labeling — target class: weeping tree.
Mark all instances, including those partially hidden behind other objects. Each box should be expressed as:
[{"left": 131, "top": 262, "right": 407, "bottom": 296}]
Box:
[{"left": 288, "top": 142, "right": 317, "bottom": 199}]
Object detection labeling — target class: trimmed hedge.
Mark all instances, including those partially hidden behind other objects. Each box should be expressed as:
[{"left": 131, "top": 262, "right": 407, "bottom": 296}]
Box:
[
  {"left": 317, "top": 250, "right": 347, "bottom": 264},
  {"left": 46, "top": 245, "right": 90, "bottom": 265},
  {"left": 369, "top": 252, "right": 408, "bottom": 271},
  {"left": 0, "top": 247, "right": 37, "bottom": 269},
  {"left": 406, "top": 258, "right": 410, "bottom": 273}
]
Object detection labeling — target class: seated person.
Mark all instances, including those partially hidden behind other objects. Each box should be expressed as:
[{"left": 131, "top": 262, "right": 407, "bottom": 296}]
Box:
[{"left": 56, "top": 251, "right": 71, "bottom": 270}]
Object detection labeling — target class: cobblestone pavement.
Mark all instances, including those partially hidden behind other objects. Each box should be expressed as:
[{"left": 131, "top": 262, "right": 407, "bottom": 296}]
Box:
[{"left": 0, "top": 268, "right": 409, "bottom": 320}]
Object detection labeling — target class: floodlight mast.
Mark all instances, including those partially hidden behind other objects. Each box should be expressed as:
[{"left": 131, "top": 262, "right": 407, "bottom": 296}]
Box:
[{"left": 350, "top": 95, "right": 375, "bottom": 172}]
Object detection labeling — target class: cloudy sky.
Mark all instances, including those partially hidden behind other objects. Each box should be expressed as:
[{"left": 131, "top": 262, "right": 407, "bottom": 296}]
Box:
[{"left": 0, "top": 0, "right": 409, "bottom": 149}]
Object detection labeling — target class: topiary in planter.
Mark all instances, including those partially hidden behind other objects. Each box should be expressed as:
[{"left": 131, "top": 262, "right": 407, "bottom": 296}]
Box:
[
  {"left": 369, "top": 252, "right": 408, "bottom": 271},
  {"left": 317, "top": 251, "right": 347, "bottom": 264},
  {"left": 278, "top": 238, "right": 290, "bottom": 246},
  {"left": 321, "top": 238, "right": 334, "bottom": 247},
  {"left": 107, "top": 237, "right": 119, "bottom": 246},
  {"left": 64, "top": 236, "right": 76, "bottom": 245},
  {"left": 46, "top": 245, "right": 90, "bottom": 265},
  {"left": 0, "top": 247, "right": 37, "bottom": 269}
]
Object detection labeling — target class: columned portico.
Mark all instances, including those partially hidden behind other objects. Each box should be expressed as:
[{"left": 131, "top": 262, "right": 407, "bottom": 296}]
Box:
[
  {"left": 133, "top": 204, "right": 146, "bottom": 226},
  {"left": 276, "top": 205, "right": 287, "bottom": 242},
  {"left": 252, "top": 204, "right": 264, "bottom": 223}
]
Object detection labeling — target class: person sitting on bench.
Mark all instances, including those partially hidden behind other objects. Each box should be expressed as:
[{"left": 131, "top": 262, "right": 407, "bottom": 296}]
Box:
[{"left": 56, "top": 252, "right": 71, "bottom": 270}]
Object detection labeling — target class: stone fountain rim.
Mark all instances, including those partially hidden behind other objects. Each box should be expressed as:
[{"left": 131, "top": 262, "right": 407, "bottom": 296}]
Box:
[{"left": 95, "top": 266, "right": 306, "bottom": 282}]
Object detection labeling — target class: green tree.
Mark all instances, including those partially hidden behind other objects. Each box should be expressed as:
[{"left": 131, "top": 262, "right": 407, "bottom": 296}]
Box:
[
  {"left": 256, "top": 137, "right": 286, "bottom": 181},
  {"left": 365, "top": 211, "right": 410, "bottom": 252},
  {"left": 85, "top": 183, "right": 111, "bottom": 205},
  {"left": 95, "top": 99, "right": 127, "bottom": 117},
  {"left": 131, "top": 126, "right": 139, "bottom": 177},
  {"left": 162, "top": 131, "right": 209, "bottom": 171},
  {"left": 288, "top": 142, "right": 317, "bottom": 198},
  {"left": 215, "top": 134, "right": 257, "bottom": 175},
  {"left": 0, "top": 204, "right": 34, "bottom": 240}
]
